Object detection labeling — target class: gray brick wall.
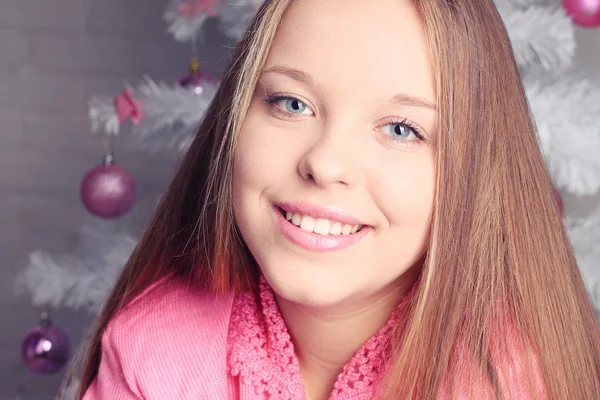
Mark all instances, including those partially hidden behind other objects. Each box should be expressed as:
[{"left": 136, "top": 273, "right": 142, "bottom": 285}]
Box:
[
  {"left": 0, "top": 0, "right": 598, "bottom": 398},
  {"left": 0, "top": 0, "right": 229, "bottom": 398}
]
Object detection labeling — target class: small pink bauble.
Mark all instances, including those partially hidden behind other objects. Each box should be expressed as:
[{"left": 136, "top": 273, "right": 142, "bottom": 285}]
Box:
[
  {"left": 21, "top": 317, "right": 70, "bottom": 375},
  {"left": 80, "top": 154, "right": 136, "bottom": 219},
  {"left": 179, "top": 58, "right": 219, "bottom": 95},
  {"left": 563, "top": 0, "right": 600, "bottom": 27},
  {"left": 179, "top": 71, "right": 219, "bottom": 94}
]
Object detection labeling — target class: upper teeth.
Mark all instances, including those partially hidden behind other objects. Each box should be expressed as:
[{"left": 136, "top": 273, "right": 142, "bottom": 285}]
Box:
[{"left": 285, "top": 211, "right": 362, "bottom": 236}]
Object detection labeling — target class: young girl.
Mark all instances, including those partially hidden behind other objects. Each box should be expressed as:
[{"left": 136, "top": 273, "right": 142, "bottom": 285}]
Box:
[{"left": 77, "top": 0, "right": 600, "bottom": 398}]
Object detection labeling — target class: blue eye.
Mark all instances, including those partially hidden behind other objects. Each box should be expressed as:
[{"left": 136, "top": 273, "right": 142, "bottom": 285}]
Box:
[
  {"left": 382, "top": 120, "right": 424, "bottom": 142},
  {"left": 265, "top": 95, "right": 314, "bottom": 116},
  {"left": 283, "top": 98, "right": 307, "bottom": 113},
  {"left": 388, "top": 123, "right": 415, "bottom": 139}
]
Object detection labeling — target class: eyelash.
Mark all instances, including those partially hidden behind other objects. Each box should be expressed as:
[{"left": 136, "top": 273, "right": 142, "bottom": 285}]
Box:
[
  {"left": 264, "top": 94, "right": 309, "bottom": 119},
  {"left": 384, "top": 118, "right": 427, "bottom": 146},
  {"left": 263, "top": 94, "right": 427, "bottom": 147}
]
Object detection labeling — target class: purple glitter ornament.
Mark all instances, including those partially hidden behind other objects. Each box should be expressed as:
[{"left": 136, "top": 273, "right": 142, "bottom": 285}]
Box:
[
  {"left": 563, "top": 0, "right": 600, "bottom": 27},
  {"left": 80, "top": 153, "right": 136, "bottom": 219},
  {"left": 21, "top": 314, "right": 70, "bottom": 375},
  {"left": 179, "top": 57, "right": 219, "bottom": 94},
  {"left": 179, "top": 71, "right": 218, "bottom": 94}
]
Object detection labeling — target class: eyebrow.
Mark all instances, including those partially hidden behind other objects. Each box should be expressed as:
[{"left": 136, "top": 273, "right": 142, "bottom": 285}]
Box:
[
  {"left": 261, "top": 65, "right": 315, "bottom": 86},
  {"left": 390, "top": 93, "right": 437, "bottom": 111},
  {"left": 261, "top": 65, "right": 437, "bottom": 111}
]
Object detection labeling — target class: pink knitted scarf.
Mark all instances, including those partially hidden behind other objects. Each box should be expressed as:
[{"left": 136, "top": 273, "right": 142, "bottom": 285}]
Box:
[{"left": 227, "top": 277, "right": 412, "bottom": 399}]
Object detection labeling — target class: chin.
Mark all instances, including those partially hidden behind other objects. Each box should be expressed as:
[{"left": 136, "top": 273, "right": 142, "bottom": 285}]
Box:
[{"left": 258, "top": 262, "right": 384, "bottom": 309}]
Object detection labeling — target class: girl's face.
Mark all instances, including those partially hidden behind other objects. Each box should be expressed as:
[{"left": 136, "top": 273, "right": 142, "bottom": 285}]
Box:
[{"left": 233, "top": 0, "right": 436, "bottom": 307}]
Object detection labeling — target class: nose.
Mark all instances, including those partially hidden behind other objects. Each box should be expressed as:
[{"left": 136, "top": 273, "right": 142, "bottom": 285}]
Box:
[{"left": 297, "top": 125, "right": 361, "bottom": 189}]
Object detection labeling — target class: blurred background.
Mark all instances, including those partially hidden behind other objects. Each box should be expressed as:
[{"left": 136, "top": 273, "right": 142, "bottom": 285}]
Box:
[{"left": 0, "top": 0, "right": 598, "bottom": 399}]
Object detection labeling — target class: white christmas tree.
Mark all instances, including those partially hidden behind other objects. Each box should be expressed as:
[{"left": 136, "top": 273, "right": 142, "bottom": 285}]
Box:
[
  {"left": 16, "top": 0, "right": 263, "bottom": 313},
  {"left": 14, "top": 1, "right": 600, "bottom": 395},
  {"left": 17, "top": 0, "right": 263, "bottom": 312}
]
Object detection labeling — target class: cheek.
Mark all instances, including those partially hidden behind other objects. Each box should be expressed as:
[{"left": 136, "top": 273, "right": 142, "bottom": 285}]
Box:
[
  {"left": 234, "top": 120, "right": 276, "bottom": 196},
  {"left": 371, "top": 152, "right": 436, "bottom": 235},
  {"left": 232, "top": 117, "right": 272, "bottom": 241},
  {"left": 232, "top": 110, "right": 303, "bottom": 232}
]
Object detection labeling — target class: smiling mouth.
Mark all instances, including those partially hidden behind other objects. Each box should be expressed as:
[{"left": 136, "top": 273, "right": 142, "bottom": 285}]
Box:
[{"left": 277, "top": 207, "right": 364, "bottom": 236}]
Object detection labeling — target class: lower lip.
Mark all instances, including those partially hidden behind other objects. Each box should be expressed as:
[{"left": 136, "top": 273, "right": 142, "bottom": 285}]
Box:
[{"left": 274, "top": 207, "right": 372, "bottom": 252}]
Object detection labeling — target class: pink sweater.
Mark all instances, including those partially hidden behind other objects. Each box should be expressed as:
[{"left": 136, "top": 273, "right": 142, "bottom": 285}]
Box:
[{"left": 82, "top": 276, "right": 546, "bottom": 399}]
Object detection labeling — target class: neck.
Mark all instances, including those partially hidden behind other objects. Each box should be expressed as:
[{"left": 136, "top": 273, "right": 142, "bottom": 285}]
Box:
[{"left": 275, "top": 272, "right": 418, "bottom": 400}]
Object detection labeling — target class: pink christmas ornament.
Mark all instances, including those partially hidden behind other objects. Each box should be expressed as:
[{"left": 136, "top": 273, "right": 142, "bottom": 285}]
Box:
[
  {"left": 81, "top": 154, "right": 136, "bottom": 219},
  {"left": 563, "top": 0, "right": 600, "bottom": 27},
  {"left": 179, "top": 58, "right": 219, "bottom": 94},
  {"left": 179, "top": 71, "right": 218, "bottom": 94},
  {"left": 21, "top": 313, "right": 70, "bottom": 375},
  {"left": 179, "top": 0, "right": 220, "bottom": 17},
  {"left": 114, "top": 89, "right": 144, "bottom": 124}
]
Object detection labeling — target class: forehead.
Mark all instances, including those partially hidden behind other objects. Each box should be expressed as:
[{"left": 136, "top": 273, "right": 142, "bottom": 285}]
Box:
[{"left": 264, "top": 0, "right": 435, "bottom": 104}]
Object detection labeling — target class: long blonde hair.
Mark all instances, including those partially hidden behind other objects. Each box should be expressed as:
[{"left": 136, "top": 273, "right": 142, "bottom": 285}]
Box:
[
  {"left": 381, "top": 1, "right": 600, "bottom": 398},
  {"left": 77, "top": 1, "right": 600, "bottom": 398}
]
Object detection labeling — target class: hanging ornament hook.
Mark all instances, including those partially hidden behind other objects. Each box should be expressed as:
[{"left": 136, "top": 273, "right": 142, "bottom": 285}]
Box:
[
  {"left": 40, "top": 308, "right": 51, "bottom": 324},
  {"left": 101, "top": 134, "right": 113, "bottom": 156},
  {"left": 190, "top": 56, "right": 200, "bottom": 74}
]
